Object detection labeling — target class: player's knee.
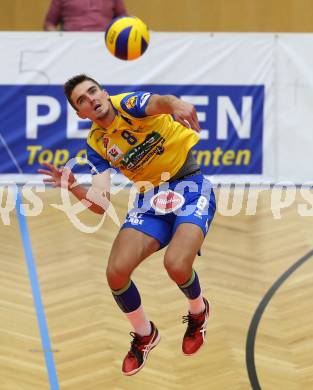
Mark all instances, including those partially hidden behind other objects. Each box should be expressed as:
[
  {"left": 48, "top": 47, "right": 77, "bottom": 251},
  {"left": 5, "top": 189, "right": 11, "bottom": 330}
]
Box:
[
  {"left": 106, "top": 261, "right": 132, "bottom": 288},
  {"left": 163, "top": 254, "right": 190, "bottom": 284}
]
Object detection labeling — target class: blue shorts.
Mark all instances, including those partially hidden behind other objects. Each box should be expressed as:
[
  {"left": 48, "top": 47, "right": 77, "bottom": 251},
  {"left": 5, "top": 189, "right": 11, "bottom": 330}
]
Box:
[{"left": 121, "top": 173, "right": 216, "bottom": 248}]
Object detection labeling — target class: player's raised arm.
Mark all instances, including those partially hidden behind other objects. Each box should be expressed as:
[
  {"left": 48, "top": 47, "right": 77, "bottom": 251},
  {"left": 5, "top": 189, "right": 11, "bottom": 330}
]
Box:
[
  {"left": 145, "top": 94, "right": 201, "bottom": 132},
  {"left": 38, "top": 163, "right": 110, "bottom": 214}
]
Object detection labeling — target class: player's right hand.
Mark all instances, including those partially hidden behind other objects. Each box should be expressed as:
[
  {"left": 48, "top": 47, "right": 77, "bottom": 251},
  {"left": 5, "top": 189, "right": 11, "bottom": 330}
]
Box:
[
  {"left": 173, "top": 100, "right": 201, "bottom": 133},
  {"left": 37, "top": 162, "right": 76, "bottom": 189}
]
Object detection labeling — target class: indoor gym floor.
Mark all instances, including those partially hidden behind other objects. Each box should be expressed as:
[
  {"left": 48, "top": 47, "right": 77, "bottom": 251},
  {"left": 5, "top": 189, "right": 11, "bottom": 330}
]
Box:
[{"left": 1, "top": 186, "right": 313, "bottom": 390}]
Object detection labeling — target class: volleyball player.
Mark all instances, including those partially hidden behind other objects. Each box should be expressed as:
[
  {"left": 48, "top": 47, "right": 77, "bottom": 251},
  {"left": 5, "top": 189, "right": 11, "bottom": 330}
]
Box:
[{"left": 39, "top": 74, "right": 216, "bottom": 376}]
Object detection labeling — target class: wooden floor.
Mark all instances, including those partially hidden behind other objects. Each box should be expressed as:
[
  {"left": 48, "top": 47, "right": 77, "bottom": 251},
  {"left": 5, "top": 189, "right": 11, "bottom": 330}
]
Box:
[{"left": 1, "top": 186, "right": 313, "bottom": 389}]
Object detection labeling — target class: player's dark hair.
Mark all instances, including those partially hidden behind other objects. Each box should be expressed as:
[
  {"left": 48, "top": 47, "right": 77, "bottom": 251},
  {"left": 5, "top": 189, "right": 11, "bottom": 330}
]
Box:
[{"left": 64, "top": 74, "right": 102, "bottom": 109}]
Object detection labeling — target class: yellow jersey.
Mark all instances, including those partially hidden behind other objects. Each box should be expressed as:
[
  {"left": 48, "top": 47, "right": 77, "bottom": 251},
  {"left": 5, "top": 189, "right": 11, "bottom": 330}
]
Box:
[{"left": 86, "top": 91, "right": 199, "bottom": 187}]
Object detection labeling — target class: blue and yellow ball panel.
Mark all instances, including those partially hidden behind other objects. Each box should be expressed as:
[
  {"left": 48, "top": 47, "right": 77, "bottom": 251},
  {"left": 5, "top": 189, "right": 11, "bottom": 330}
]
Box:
[{"left": 105, "top": 16, "right": 150, "bottom": 60}]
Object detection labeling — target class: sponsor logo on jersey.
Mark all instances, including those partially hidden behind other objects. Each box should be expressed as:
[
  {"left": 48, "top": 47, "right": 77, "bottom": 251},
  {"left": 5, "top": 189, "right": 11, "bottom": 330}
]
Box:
[
  {"left": 140, "top": 93, "right": 151, "bottom": 108},
  {"left": 150, "top": 190, "right": 184, "bottom": 214},
  {"left": 121, "top": 131, "right": 165, "bottom": 170},
  {"left": 125, "top": 96, "right": 137, "bottom": 109},
  {"left": 107, "top": 144, "right": 123, "bottom": 161}
]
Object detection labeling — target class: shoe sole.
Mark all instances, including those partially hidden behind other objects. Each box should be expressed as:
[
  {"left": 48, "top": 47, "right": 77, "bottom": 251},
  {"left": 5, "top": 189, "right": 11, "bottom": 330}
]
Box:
[
  {"left": 123, "top": 332, "right": 161, "bottom": 376},
  {"left": 182, "top": 300, "right": 211, "bottom": 356}
]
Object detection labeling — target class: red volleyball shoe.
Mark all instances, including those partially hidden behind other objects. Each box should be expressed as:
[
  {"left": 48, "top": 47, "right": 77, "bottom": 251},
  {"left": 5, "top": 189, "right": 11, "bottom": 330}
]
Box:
[
  {"left": 182, "top": 298, "right": 210, "bottom": 356},
  {"left": 122, "top": 321, "right": 160, "bottom": 376}
]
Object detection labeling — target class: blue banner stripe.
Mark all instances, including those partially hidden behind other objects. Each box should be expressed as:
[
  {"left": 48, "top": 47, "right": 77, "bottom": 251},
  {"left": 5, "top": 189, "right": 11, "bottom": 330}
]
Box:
[
  {"left": 15, "top": 188, "right": 59, "bottom": 390},
  {"left": 0, "top": 84, "right": 263, "bottom": 175}
]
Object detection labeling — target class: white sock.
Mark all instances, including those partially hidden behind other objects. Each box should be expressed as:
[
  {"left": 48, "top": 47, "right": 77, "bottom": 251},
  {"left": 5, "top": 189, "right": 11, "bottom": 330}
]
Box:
[
  {"left": 189, "top": 294, "right": 205, "bottom": 315},
  {"left": 126, "top": 305, "right": 152, "bottom": 336}
]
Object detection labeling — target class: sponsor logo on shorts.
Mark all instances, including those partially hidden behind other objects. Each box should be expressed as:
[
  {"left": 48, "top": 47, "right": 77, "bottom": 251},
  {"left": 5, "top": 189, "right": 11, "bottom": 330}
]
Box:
[
  {"left": 197, "top": 196, "right": 208, "bottom": 210},
  {"left": 150, "top": 190, "right": 184, "bottom": 214},
  {"left": 126, "top": 212, "right": 144, "bottom": 225},
  {"left": 194, "top": 210, "right": 202, "bottom": 219},
  {"left": 194, "top": 195, "right": 208, "bottom": 219}
]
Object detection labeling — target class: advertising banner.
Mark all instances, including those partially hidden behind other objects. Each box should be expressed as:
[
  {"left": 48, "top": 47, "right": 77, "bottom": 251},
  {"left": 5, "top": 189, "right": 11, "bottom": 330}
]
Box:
[{"left": 0, "top": 32, "right": 274, "bottom": 183}]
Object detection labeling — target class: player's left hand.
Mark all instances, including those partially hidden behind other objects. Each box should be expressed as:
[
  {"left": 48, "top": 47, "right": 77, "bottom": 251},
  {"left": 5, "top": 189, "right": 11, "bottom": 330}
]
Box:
[{"left": 37, "top": 162, "right": 76, "bottom": 189}]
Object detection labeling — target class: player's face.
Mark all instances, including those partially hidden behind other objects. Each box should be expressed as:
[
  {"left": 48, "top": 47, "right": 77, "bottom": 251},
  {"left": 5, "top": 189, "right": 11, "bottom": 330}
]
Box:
[{"left": 71, "top": 80, "right": 111, "bottom": 122}]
